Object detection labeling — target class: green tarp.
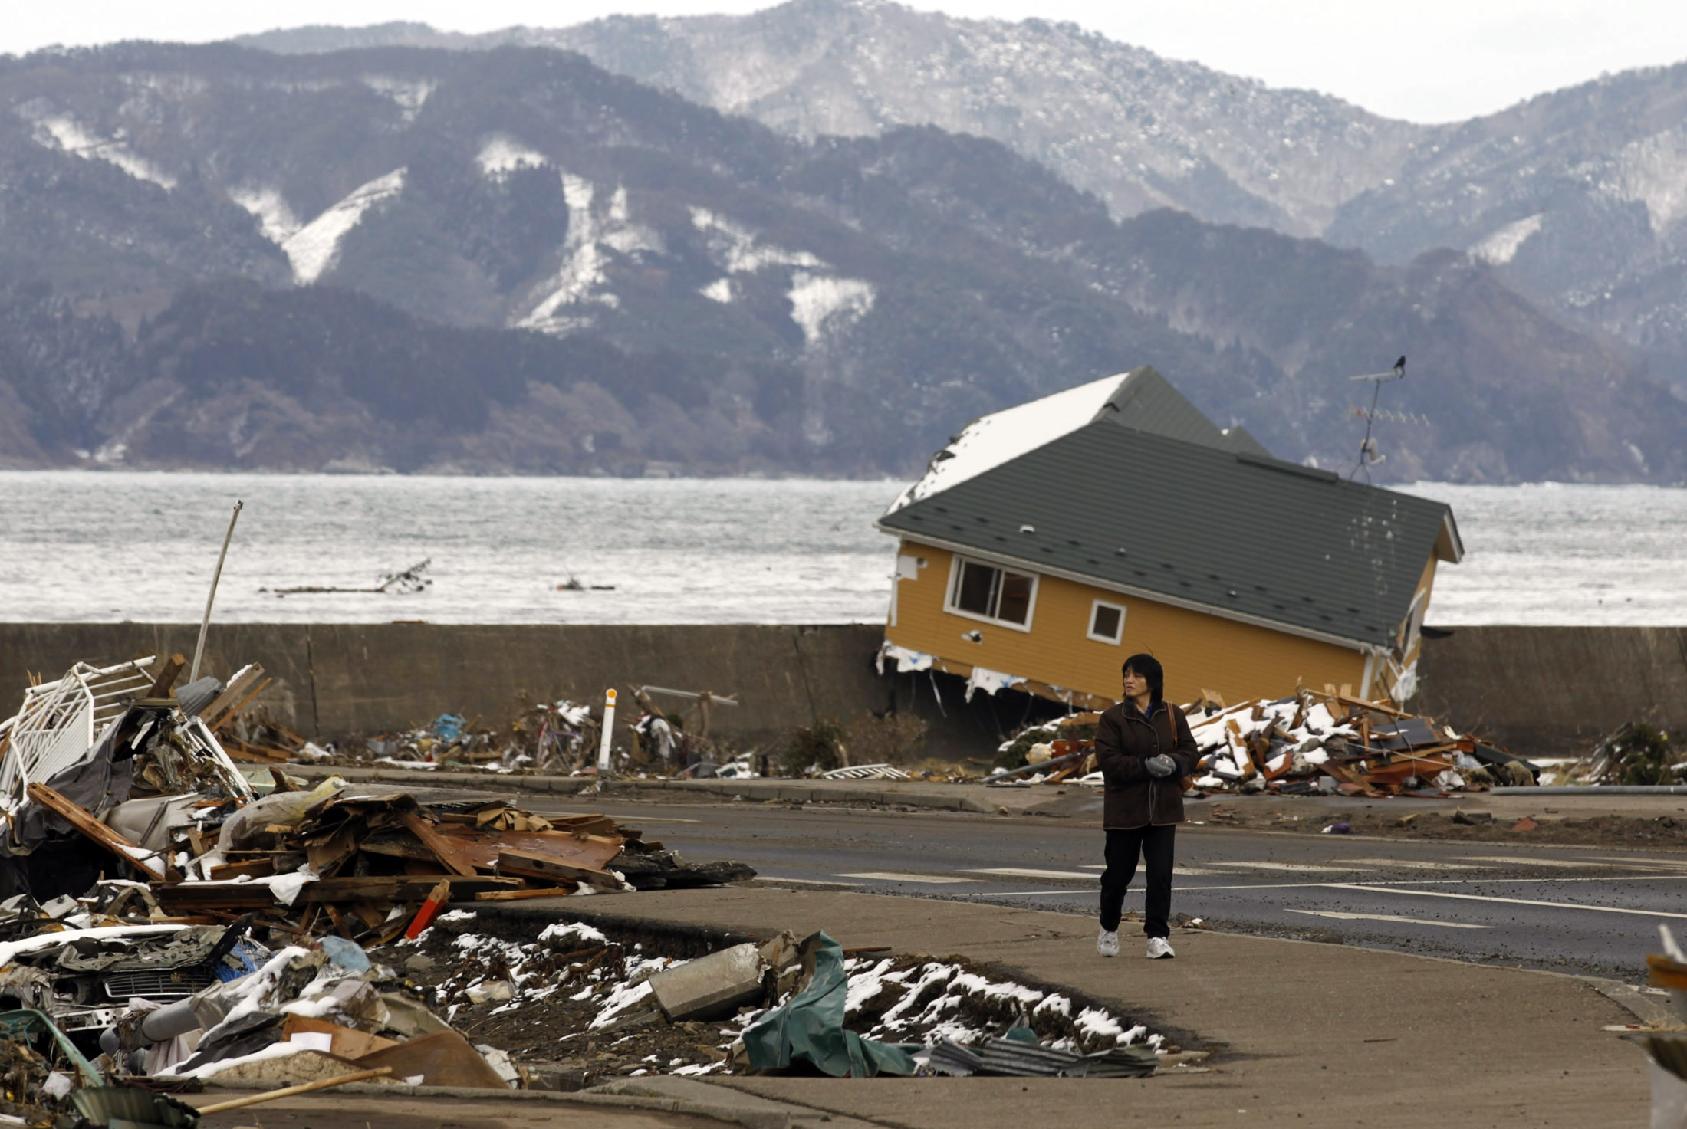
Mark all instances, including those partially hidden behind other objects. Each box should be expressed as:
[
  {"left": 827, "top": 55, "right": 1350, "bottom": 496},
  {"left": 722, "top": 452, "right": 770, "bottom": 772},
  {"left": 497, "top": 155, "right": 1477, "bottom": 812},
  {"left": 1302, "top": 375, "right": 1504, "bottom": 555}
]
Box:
[{"left": 742, "top": 932, "right": 916, "bottom": 1077}]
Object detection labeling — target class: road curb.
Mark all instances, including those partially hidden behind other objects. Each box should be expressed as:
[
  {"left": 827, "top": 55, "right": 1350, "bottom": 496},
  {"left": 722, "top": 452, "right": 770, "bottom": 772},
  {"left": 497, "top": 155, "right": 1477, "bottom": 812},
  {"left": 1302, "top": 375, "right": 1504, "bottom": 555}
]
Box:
[{"left": 288, "top": 764, "right": 999, "bottom": 814}]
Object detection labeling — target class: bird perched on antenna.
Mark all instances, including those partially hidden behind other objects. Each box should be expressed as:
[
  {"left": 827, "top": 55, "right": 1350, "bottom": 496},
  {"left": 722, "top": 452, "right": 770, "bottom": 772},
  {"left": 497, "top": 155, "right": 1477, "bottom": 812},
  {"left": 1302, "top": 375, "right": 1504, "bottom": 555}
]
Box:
[{"left": 1393, "top": 355, "right": 1406, "bottom": 376}]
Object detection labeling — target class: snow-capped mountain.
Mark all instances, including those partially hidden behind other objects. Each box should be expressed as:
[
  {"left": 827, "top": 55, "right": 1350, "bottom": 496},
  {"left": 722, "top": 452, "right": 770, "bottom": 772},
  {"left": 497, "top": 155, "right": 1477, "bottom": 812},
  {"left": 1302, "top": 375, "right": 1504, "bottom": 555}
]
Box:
[
  {"left": 241, "top": 1, "right": 1687, "bottom": 391},
  {"left": 0, "top": 40, "right": 1681, "bottom": 481}
]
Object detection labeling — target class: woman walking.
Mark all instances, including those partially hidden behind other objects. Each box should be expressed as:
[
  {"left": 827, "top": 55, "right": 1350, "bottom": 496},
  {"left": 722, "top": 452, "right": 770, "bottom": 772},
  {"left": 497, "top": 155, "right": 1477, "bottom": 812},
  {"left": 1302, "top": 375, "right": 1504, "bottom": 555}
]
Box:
[{"left": 1095, "top": 653, "right": 1198, "bottom": 959}]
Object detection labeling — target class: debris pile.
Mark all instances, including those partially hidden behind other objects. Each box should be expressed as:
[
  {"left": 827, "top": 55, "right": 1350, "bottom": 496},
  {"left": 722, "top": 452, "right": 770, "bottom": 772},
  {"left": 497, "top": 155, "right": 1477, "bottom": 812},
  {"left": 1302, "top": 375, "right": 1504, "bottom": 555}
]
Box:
[
  {"left": 1553, "top": 723, "right": 1684, "bottom": 787},
  {"left": 0, "top": 652, "right": 760, "bottom": 1118},
  {"left": 392, "top": 915, "right": 1179, "bottom": 1084},
  {"left": 989, "top": 689, "right": 1538, "bottom": 796}
]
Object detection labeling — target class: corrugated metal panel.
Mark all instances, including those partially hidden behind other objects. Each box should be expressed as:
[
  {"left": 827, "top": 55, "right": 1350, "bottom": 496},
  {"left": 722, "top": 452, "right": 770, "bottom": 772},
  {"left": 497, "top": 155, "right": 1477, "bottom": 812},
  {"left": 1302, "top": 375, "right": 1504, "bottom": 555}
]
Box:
[{"left": 880, "top": 421, "right": 1454, "bottom": 649}]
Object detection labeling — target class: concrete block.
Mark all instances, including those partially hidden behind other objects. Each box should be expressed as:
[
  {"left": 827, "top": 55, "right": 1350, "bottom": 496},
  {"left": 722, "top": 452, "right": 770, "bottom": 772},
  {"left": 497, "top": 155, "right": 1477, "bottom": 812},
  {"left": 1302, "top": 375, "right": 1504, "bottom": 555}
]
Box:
[{"left": 647, "top": 942, "right": 765, "bottom": 1022}]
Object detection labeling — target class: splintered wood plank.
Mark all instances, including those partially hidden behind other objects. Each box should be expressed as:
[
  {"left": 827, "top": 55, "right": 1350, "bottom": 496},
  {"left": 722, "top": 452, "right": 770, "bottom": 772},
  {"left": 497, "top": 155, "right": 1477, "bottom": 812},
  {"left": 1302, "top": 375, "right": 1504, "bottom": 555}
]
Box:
[
  {"left": 146, "top": 653, "right": 187, "bottom": 698},
  {"left": 435, "top": 826, "right": 624, "bottom": 873},
  {"left": 206, "top": 676, "right": 273, "bottom": 733},
  {"left": 496, "top": 847, "right": 619, "bottom": 887},
  {"left": 197, "top": 665, "right": 264, "bottom": 728},
  {"left": 26, "top": 783, "right": 171, "bottom": 882},
  {"left": 152, "top": 874, "right": 521, "bottom": 913},
  {"left": 400, "top": 810, "right": 480, "bottom": 877},
  {"left": 475, "top": 886, "right": 577, "bottom": 901}
]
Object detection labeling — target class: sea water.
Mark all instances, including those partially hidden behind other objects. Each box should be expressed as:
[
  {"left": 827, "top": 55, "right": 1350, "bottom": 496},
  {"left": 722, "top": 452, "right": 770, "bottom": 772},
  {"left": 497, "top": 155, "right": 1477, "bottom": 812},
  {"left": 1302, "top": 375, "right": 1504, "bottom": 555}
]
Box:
[{"left": 0, "top": 472, "right": 1680, "bottom": 626}]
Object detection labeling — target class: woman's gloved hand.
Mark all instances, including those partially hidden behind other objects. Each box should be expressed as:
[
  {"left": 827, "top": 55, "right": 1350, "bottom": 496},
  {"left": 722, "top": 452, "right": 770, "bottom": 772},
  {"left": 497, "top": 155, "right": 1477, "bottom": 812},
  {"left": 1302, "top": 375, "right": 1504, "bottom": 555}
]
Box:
[{"left": 1144, "top": 754, "right": 1178, "bottom": 777}]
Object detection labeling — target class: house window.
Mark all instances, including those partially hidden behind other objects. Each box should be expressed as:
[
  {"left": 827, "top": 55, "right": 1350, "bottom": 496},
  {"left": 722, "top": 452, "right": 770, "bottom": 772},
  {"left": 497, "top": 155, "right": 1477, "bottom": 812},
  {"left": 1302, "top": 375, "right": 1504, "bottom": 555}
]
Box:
[
  {"left": 1088, "top": 600, "right": 1125, "bottom": 644},
  {"left": 946, "top": 557, "right": 1037, "bottom": 630}
]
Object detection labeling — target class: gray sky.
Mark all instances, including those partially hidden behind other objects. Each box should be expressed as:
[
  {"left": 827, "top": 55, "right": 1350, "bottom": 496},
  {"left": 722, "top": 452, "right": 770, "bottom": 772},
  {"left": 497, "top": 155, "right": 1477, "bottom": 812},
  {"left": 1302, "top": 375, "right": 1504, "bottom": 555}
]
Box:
[{"left": 7, "top": 1, "right": 1687, "bottom": 123}]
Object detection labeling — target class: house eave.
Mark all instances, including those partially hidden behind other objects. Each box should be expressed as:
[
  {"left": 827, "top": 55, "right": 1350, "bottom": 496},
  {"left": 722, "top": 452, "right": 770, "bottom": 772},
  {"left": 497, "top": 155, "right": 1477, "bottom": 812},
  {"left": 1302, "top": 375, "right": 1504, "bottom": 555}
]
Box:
[{"left": 878, "top": 522, "right": 1381, "bottom": 653}]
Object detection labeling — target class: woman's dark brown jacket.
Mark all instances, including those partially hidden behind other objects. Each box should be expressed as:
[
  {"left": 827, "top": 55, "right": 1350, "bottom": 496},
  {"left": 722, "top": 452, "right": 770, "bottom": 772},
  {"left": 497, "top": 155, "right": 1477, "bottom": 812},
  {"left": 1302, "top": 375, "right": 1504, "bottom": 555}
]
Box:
[{"left": 1095, "top": 700, "right": 1199, "bottom": 828}]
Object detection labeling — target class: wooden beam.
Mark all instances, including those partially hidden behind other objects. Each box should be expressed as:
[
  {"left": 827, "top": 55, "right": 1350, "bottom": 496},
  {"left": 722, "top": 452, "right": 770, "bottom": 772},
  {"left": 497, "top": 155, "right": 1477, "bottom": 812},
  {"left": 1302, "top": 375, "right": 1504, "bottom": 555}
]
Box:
[
  {"left": 497, "top": 847, "right": 619, "bottom": 887},
  {"left": 474, "top": 886, "right": 577, "bottom": 901},
  {"left": 400, "top": 810, "right": 480, "bottom": 877},
  {"left": 196, "top": 1068, "right": 393, "bottom": 1115},
  {"left": 146, "top": 653, "right": 187, "bottom": 698},
  {"left": 26, "top": 783, "right": 171, "bottom": 882}
]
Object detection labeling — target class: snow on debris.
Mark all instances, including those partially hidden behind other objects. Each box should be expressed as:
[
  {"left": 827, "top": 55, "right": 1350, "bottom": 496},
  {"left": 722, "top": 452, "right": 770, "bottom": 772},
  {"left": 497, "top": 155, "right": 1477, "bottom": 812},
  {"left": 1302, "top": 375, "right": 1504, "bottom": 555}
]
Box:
[
  {"left": 690, "top": 207, "right": 823, "bottom": 273},
  {"left": 31, "top": 115, "right": 176, "bottom": 189},
  {"left": 788, "top": 271, "right": 875, "bottom": 348},
  {"left": 477, "top": 135, "right": 548, "bottom": 178},
  {"left": 282, "top": 169, "right": 407, "bottom": 285},
  {"left": 888, "top": 371, "right": 1126, "bottom": 511},
  {"left": 229, "top": 186, "right": 301, "bottom": 244},
  {"left": 847, "top": 958, "right": 1154, "bottom": 1054},
  {"left": 1470, "top": 213, "right": 1543, "bottom": 265},
  {"left": 538, "top": 922, "right": 608, "bottom": 946}
]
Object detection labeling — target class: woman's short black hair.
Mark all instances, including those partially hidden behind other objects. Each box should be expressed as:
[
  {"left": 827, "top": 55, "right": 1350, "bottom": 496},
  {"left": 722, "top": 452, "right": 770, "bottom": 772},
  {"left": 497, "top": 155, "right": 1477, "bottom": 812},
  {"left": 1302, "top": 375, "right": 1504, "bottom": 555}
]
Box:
[{"left": 1121, "top": 653, "right": 1164, "bottom": 705}]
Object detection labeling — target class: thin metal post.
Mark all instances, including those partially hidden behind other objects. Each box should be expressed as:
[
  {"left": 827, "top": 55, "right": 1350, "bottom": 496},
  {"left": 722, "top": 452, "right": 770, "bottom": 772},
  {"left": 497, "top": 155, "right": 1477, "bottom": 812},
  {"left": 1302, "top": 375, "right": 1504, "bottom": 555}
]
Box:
[
  {"left": 191, "top": 500, "right": 244, "bottom": 682},
  {"left": 597, "top": 688, "right": 618, "bottom": 774}
]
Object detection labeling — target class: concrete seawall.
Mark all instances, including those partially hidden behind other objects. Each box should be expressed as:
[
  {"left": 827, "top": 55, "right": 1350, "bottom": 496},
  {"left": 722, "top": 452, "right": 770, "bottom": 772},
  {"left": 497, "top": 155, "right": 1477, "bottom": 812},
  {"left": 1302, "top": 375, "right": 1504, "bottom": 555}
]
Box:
[{"left": 1, "top": 623, "right": 1681, "bottom": 759}]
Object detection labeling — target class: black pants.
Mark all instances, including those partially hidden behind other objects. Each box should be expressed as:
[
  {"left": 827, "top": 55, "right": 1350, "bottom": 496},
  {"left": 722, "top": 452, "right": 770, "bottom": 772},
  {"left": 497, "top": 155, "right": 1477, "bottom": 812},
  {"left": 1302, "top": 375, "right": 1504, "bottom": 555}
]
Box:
[{"left": 1098, "top": 824, "right": 1176, "bottom": 937}]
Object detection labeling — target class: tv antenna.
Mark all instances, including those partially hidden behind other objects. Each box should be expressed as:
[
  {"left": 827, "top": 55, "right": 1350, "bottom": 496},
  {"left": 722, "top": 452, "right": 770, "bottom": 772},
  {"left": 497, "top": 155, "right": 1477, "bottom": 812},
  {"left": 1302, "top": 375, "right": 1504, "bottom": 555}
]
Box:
[{"left": 1346, "top": 355, "right": 1412, "bottom": 481}]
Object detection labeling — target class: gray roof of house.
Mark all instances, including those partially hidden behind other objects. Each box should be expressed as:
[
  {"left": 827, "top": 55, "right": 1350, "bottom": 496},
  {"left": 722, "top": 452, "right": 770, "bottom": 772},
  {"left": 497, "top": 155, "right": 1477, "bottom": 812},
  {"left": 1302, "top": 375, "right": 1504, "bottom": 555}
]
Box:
[{"left": 879, "top": 418, "right": 1462, "bottom": 650}]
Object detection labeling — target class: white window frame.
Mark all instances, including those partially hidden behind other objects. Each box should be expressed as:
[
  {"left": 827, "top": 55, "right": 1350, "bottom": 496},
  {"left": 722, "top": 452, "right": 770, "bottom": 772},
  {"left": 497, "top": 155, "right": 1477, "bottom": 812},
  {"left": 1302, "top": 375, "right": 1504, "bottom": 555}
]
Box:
[
  {"left": 943, "top": 555, "right": 1038, "bottom": 633},
  {"left": 1086, "top": 599, "right": 1126, "bottom": 644}
]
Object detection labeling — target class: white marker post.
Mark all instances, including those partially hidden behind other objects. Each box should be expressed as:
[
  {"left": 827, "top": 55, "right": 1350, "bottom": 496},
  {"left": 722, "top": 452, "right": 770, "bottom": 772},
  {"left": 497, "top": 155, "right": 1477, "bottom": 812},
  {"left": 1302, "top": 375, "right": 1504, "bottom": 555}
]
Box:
[{"left": 596, "top": 688, "right": 618, "bottom": 774}]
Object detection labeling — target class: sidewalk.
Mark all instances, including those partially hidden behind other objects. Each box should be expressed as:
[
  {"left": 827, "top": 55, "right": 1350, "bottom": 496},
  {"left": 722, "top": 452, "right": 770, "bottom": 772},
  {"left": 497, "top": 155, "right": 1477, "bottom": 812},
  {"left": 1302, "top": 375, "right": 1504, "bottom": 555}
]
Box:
[
  {"left": 302, "top": 762, "right": 1687, "bottom": 825},
  {"left": 468, "top": 885, "right": 1653, "bottom": 1129}
]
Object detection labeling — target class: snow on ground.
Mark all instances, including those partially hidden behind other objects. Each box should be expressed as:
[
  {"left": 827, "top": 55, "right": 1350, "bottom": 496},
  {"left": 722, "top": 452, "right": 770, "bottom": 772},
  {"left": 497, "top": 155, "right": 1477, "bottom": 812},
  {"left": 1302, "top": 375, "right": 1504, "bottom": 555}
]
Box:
[
  {"left": 229, "top": 186, "right": 302, "bottom": 244},
  {"left": 1470, "top": 213, "right": 1544, "bottom": 265},
  {"left": 31, "top": 115, "right": 176, "bottom": 189},
  {"left": 788, "top": 272, "right": 875, "bottom": 348},
  {"left": 477, "top": 135, "right": 548, "bottom": 178},
  {"left": 887, "top": 371, "right": 1125, "bottom": 511},
  {"left": 362, "top": 75, "right": 435, "bottom": 120},
  {"left": 281, "top": 169, "right": 407, "bottom": 284},
  {"left": 690, "top": 207, "right": 824, "bottom": 273}
]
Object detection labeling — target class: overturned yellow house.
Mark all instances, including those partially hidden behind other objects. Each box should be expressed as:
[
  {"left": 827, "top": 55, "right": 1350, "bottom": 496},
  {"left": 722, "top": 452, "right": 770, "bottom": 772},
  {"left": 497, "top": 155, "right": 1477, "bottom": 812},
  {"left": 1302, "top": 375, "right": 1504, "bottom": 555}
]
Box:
[{"left": 875, "top": 367, "right": 1463, "bottom": 710}]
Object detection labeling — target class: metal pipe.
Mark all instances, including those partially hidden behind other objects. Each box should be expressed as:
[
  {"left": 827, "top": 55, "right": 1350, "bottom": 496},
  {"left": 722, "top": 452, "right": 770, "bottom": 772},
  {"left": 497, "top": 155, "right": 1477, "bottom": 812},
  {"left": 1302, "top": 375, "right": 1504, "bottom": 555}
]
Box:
[{"left": 191, "top": 500, "right": 243, "bottom": 682}]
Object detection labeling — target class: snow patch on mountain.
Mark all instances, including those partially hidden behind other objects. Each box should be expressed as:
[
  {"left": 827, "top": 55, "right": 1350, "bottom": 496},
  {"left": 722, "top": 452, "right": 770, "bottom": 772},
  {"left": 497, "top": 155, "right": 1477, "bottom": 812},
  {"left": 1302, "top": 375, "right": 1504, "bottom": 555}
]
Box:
[
  {"left": 477, "top": 136, "right": 547, "bottom": 177},
  {"left": 599, "top": 186, "right": 664, "bottom": 257},
  {"left": 690, "top": 208, "right": 824, "bottom": 273},
  {"left": 281, "top": 169, "right": 407, "bottom": 284},
  {"left": 30, "top": 115, "right": 177, "bottom": 189},
  {"left": 1614, "top": 132, "right": 1687, "bottom": 233},
  {"left": 230, "top": 187, "right": 302, "bottom": 244},
  {"left": 1471, "top": 214, "right": 1544, "bottom": 265},
  {"left": 362, "top": 75, "right": 435, "bottom": 120},
  {"left": 519, "top": 174, "right": 670, "bottom": 333},
  {"left": 788, "top": 272, "right": 874, "bottom": 348}
]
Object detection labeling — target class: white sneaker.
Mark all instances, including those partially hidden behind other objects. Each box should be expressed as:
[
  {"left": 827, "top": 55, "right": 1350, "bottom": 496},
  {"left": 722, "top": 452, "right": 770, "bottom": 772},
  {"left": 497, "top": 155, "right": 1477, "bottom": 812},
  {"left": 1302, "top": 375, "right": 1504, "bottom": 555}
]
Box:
[
  {"left": 1097, "top": 928, "right": 1120, "bottom": 958},
  {"left": 1146, "top": 936, "right": 1176, "bottom": 960}
]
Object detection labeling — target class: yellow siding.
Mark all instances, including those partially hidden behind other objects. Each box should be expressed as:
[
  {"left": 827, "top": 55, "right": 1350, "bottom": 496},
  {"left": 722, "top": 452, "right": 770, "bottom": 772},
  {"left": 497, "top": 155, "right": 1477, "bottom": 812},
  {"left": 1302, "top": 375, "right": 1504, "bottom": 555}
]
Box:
[{"left": 886, "top": 539, "right": 1368, "bottom": 705}]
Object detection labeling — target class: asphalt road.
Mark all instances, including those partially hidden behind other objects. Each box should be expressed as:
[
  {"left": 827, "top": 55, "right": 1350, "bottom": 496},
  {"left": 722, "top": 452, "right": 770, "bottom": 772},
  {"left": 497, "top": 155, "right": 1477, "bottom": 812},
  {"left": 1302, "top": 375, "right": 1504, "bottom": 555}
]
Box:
[{"left": 520, "top": 794, "right": 1687, "bottom": 982}]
